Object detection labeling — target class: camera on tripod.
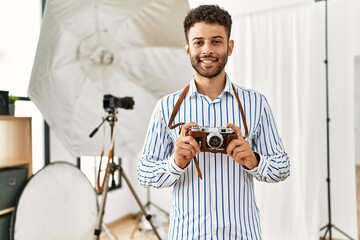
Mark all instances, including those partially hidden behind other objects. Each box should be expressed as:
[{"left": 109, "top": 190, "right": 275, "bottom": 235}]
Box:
[{"left": 103, "top": 94, "right": 134, "bottom": 112}]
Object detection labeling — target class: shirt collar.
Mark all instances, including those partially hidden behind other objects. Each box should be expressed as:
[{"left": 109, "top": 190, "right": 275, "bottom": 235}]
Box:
[{"left": 188, "top": 74, "right": 235, "bottom": 98}]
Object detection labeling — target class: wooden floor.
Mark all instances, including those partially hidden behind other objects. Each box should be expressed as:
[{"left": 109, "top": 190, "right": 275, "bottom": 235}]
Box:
[
  {"left": 101, "top": 167, "right": 360, "bottom": 240},
  {"left": 100, "top": 211, "right": 170, "bottom": 240}
]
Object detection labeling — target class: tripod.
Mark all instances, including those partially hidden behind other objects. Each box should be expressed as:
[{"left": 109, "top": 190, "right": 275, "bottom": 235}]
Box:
[
  {"left": 315, "top": 0, "right": 354, "bottom": 239},
  {"left": 144, "top": 188, "right": 169, "bottom": 215},
  {"left": 130, "top": 188, "right": 169, "bottom": 238},
  {"left": 90, "top": 107, "right": 161, "bottom": 240}
]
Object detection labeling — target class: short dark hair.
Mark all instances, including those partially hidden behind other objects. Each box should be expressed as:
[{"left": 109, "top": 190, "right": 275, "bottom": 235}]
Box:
[{"left": 183, "top": 5, "right": 232, "bottom": 42}]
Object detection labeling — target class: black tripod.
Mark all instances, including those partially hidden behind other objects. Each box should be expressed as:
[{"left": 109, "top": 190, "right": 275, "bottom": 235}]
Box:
[
  {"left": 316, "top": 0, "right": 354, "bottom": 239},
  {"left": 90, "top": 99, "right": 161, "bottom": 240}
]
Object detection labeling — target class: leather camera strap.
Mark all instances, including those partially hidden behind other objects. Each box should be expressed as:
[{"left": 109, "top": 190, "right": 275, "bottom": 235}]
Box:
[
  {"left": 231, "top": 83, "right": 249, "bottom": 138},
  {"left": 167, "top": 83, "right": 249, "bottom": 180},
  {"left": 168, "top": 84, "right": 190, "bottom": 130}
]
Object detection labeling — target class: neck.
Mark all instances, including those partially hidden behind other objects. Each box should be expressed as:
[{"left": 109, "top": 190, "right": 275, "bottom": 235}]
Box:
[{"left": 194, "top": 72, "right": 226, "bottom": 100}]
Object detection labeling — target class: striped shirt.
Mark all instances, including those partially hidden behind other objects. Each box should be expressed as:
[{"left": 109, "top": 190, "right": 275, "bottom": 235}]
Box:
[{"left": 137, "top": 75, "right": 290, "bottom": 239}]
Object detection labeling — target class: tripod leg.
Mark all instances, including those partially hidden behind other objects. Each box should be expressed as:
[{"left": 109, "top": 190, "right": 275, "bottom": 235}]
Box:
[
  {"left": 145, "top": 188, "right": 169, "bottom": 216},
  {"left": 118, "top": 166, "right": 162, "bottom": 240},
  {"left": 332, "top": 225, "right": 354, "bottom": 240},
  {"left": 130, "top": 213, "right": 143, "bottom": 239},
  {"left": 321, "top": 226, "right": 329, "bottom": 240},
  {"left": 102, "top": 223, "right": 117, "bottom": 240},
  {"left": 94, "top": 180, "right": 111, "bottom": 240},
  {"left": 147, "top": 202, "right": 169, "bottom": 216}
]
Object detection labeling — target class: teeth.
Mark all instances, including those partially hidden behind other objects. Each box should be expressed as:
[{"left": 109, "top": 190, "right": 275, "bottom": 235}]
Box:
[{"left": 201, "top": 59, "right": 216, "bottom": 63}]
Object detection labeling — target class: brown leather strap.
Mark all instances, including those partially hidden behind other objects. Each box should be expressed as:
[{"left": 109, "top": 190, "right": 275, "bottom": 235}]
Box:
[
  {"left": 168, "top": 84, "right": 190, "bottom": 130},
  {"left": 168, "top": 83, "right": 249, "bottom": 138},
  {"left": 231, "top": 83, "right": 249, "bottom": 138}
]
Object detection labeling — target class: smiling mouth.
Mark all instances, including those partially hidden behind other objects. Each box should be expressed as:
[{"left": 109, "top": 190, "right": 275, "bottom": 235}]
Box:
[{"left": 200, "top": 58, "right": 217, "bottom": 66}]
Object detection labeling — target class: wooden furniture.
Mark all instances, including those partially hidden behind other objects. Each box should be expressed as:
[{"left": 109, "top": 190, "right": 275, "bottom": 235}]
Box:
[{"left": 0, "top": 116, "right": 32, "bottom": 216}]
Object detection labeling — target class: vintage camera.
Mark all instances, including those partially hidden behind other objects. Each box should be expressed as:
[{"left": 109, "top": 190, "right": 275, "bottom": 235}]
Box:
[
  {"left": 188, "top": 126, "right": 237, "bottom": 154},
  {"left": 103, "top": 94, "right": 134, "bottom": 112}
]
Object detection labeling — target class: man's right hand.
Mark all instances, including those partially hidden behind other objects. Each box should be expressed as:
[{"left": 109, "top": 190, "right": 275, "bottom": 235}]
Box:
[{"left": 174, "top": 122, "right": 200, "bottom": 169}]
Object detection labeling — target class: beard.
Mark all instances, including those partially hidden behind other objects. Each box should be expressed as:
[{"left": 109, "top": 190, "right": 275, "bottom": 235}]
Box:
[{"left": 190, "top": 51, "right": 228, "bottom": 78}]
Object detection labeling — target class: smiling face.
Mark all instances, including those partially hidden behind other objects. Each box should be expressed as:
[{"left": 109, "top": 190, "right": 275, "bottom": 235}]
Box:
[{"left": 184, "top": 22, "right": 234, "bottom": 80}]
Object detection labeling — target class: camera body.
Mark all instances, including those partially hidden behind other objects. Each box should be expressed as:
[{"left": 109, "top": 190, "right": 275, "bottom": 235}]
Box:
[
  {"left": 188, "top": 126, "right": 237, "bottom": 154},
  {"left": 103, "top": 94, "right": 134, "bottom": 112}
]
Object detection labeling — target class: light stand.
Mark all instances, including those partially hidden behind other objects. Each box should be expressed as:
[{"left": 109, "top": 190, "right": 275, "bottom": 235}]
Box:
[
  {"left": 315, "top": 0, "right": 354, "bottom": 239},
  {"left": 144, "top": 188, "right": 169, "bottom": 215},
  {"left": 130, "top": 188, "right": 169, "bottom": 238},
  {"left": 90, "top": 96, "right": 162, "bottom": 240}
]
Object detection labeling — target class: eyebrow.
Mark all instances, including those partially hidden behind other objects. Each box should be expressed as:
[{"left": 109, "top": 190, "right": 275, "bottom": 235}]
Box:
[{"left": 191, "top": 36, "right": 224, "bottom": 42}]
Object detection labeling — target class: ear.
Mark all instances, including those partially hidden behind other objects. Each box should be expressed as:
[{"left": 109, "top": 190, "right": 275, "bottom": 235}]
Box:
[
  {"left": 227, "top": 40, "right": 234, "bottom": 56},
  {"left": 184, "top": 42, "right": 190, "bottom": 57}
]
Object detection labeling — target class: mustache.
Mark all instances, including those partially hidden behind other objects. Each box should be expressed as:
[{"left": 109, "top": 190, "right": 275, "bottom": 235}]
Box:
[{"left": 199, "top": 55, "right": 218, "bottom": 60}]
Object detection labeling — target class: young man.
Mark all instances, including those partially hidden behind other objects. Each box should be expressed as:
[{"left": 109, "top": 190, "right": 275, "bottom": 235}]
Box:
[{"left": 137, "top": 5, "right": 290, "bottom": 239}]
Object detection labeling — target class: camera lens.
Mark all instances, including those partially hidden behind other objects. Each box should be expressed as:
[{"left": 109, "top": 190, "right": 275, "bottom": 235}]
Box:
[{"left": 206, "top": 132, "right": 224, "bottom": 149}]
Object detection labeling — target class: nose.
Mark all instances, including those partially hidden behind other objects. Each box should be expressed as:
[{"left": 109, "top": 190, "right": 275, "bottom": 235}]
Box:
[{"left": 201, "top": 42, "right": 213, "bottom": 55}]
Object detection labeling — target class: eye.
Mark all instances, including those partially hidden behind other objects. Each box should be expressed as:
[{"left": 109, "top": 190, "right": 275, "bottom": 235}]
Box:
[
  {"left": 212, "top": 40, "right": 222, "bottom": 45},
  {"left": 193, "top": 41, "right": 203, "bottom": 46}
]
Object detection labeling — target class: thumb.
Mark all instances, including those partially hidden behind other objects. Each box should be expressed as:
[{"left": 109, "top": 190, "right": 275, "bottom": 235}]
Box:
[{"left": 226, "top": 123, "right": 244, "bottom": 139}]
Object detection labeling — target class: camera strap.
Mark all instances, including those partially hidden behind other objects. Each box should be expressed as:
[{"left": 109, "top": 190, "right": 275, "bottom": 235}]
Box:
[
  {"left": 167, "top": 83, "right": 249, "bottom": 180},
  {"left": 168, "top": 83, "right": 249, "bottom": 138}
]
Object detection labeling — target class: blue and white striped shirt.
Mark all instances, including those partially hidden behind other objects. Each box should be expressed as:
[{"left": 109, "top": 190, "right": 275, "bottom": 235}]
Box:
[{"left": 138, "top": 75, "right": 290, "bottom": 239}]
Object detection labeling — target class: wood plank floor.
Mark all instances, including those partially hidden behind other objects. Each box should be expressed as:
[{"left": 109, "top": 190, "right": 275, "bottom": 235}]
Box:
[{"left": 100, "top": 211, "right": 169, "bottom": 240}]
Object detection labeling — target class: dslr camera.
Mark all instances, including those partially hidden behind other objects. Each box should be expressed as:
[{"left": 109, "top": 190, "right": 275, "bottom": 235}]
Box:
[
  {"left": 188, "top": 126, "right": 237, "bottom": 154},
  {"left": 103, "top": 94, "right": 134, "bottom": 112}
]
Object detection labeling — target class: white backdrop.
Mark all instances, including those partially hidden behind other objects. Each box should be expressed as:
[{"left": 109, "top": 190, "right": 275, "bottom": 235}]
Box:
[
  {"left": 226, "top": 1, "right": 358, "bottom": 239},
  {"left": 227, "top": 3, "right": 323, "bottom": 239}
]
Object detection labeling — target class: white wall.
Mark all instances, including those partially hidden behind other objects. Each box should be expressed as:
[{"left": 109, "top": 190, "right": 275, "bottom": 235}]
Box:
[
  {"left": 356, "top": 57, "right": 360, "bottom": 166},
  {"left": 189, "top": 0, "right": 310, "bottom": 16}
]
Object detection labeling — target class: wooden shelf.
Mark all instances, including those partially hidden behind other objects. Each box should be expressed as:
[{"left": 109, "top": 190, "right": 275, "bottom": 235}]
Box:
[
  {"left": 0, "top": 116, "right": 32, "bottom": 216},
  {"left": 0, "top": 160, "right": 29, "bottom": 168}
]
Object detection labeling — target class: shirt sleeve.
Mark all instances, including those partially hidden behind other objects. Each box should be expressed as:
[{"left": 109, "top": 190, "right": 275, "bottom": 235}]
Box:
[
  {"left": 137, "top": 99, "right": 184, "bottom": 188},
  {"left": 246, "top": 95, "right": 290, "bottom": 183}
]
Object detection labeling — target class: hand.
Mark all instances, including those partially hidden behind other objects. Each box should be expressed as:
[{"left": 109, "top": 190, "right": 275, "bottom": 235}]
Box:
[
  {"left": 174, "top": 122, "right": 201, "bottom": 169},
  {"left": 226, "top": 123, "right": 259, "bottom": 169}
]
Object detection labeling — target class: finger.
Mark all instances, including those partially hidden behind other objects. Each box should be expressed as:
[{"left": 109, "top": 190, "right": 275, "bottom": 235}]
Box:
[
  {"left": 176, "top": 136, "right": 199, "bottom": 155},
  {"left": 179, "top": 149, "right": 195, "bottom": 160},
  {"left": 226, "top": 139, "right": 239, "bottom": 155},
  {"left": 178, "top": 141, "right": 197, "bottom": 156},
  {"left": 226, "top": 123, "right": 244, "bottom": 139},
  {"left": 227, "top": 139, "right": 249, "bottom": 158},
  {"left": 186, "top": 136, "right": 201, "bottom": 153},
  {"left": 179, "top": 122, "right": 198, "bottom": 137},
  {"left": 178, "top": 135, "right": 199, "bottom": 146},
  {"left": 226, "top": 137, "right": 245, "bottom": 155}
]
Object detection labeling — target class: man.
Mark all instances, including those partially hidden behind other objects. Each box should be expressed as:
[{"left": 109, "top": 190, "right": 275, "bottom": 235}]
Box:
[{"left": 137, "top": 4, "right": 290, "bottom": 239}]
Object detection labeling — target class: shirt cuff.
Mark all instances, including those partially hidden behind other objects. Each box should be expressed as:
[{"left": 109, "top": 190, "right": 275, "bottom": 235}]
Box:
[
  {"left": 243, "top": 152, "right": 261, "bottom": 174},
  {"left": 244, "top": 165, "right": 259, "bottom": 174},
  {"left": 168, "top": 158, "right": 186, "bottom": 175}
]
